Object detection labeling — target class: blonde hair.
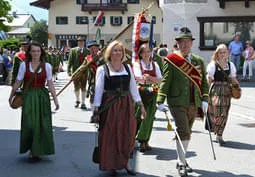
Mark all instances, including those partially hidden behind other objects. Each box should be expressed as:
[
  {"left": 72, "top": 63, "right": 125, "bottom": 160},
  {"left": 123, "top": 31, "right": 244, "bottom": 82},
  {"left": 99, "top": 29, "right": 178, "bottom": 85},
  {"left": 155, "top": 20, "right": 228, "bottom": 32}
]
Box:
[
  {"left": 104, "top": 40, "right": 126, "bottom": 62},
  {"left": 211, "top": 43, "right": 228, "bottom": 62}
]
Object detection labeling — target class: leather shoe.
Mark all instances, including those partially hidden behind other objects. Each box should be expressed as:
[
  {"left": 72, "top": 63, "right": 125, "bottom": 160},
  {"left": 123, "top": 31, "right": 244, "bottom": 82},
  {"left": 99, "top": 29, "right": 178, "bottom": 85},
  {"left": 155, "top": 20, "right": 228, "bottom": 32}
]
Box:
[
  {"left": 75, "top": 101, "right": 80, "bottom": 108},
  {"left": 80, "top": 103, "right": 87, "bottom": 110},
  {"left": 139, "top": 142, "right": 146, "bottom": 152},
  {"left": 125, "top": 168, "right": 136, "bottom": 176},
  {"left": 176, "top": 163, "right": 188, "bottom": 177}
]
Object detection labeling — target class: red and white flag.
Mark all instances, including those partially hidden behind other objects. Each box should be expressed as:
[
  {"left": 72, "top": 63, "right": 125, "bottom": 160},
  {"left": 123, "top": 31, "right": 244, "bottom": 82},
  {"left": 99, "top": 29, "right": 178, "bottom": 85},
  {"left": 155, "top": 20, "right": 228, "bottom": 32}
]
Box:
[{"left": 94, "top": 11, "right": 104, "bottom": 25}]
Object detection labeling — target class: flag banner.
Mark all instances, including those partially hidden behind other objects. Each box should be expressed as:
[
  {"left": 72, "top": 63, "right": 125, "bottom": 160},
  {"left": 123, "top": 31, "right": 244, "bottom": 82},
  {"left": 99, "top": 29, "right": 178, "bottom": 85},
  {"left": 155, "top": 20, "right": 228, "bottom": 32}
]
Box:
[
  {"left": 94, "top": 11, "right": 104, "bottom": 26},
  {"left": 95, "top": 28, "right": 101, "bottom": 44},
  {"left": 132, "top": 12, "right": 151, "bottom": 63}
]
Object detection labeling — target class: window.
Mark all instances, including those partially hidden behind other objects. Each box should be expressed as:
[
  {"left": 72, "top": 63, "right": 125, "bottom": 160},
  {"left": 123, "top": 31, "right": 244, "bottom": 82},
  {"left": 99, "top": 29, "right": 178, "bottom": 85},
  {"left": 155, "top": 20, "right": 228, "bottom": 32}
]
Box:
[
  {"left": 127, "top": 0, "right": 139, "bottom": 4},
  {"left": 93, "top": 16, "right": 106, "bottom": 26},
  {"left": 110, "top": 16, "right": 122, "bottom": 26},
  {"left": 76, "top": 16, "right": 88, "bottom": 24},
  {"left": 197, "top": 16, "right": 255, "bottom": 50},
  {"left": 127, "top": 16, "right": 134, "bottom": 24},
  {"left": 56, "top": 16, "right": 68, "bottom": 25},
  {"left": 76, "top": 0, "right": 87, "bottom": 4},
  {"left": 164, "top": 0, "right": 207, "bottom": 3},
  {"left": 110, "top": 0, "right": 122, "bottom": 3}
]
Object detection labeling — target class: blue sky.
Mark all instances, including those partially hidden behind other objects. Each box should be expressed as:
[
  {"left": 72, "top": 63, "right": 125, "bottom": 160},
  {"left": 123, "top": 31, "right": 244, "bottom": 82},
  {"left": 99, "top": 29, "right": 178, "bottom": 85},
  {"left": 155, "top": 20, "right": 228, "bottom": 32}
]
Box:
[{"left": 7, "top": 0, "right": 48, "bottom": 21}]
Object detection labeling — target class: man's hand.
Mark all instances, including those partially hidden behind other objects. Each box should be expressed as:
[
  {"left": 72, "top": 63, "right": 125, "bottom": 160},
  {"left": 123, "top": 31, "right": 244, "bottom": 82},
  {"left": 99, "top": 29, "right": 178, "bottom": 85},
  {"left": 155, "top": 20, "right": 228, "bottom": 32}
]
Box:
[{"left": 202, "top": 101, "right": 208, "bottom": 113}]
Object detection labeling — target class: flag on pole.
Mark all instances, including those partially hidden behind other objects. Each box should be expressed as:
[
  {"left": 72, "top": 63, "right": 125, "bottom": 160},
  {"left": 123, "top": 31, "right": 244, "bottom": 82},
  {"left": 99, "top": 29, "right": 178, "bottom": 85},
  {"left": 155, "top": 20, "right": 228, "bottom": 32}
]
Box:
[
  {"left": 149, "top": 18, "right": 155, "bottom": 49},
  {"left": 94, "top": 11, "right": 104, "bottom": 26},
  {"left": 95, "top": 28, "right": 101, "bottom": 44}
]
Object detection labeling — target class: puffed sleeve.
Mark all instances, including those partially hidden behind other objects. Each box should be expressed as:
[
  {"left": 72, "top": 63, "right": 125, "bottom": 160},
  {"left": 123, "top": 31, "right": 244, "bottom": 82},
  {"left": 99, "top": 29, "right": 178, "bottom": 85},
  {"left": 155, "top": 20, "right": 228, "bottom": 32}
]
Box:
[
  {"left": 229, "top": 62, "right": 237, "bottom": 78},
  {"left": 93, "top": 65, "right": 105, "bottom": 107},
  {"left": 128, "top": 65, "right": 142, "bottom": 102},
  {"left": 133, "top": 62, "right": 142, "bottom": 78},
  {"left": 45, "top": 62, "right": 53, "bottom": 80},
  {"left": 16, "top": 62, "right": 26, "bottom": 81},
  {"left": 206, "top": 62, "right": 216, "bottom": 80},
  {"left": 155, "top": 62, "right": 162, "bottom": 78}
]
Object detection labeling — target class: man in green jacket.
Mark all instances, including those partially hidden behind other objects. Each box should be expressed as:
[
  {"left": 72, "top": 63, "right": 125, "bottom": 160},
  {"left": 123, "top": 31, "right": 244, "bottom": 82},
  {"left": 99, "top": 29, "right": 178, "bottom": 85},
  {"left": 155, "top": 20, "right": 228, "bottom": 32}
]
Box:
[
  {"left": 67, "top": 37, "right": 90, "bottom": 109},
  {"left": 10, "top": 41, "right": 28, "bottom": 86},
  {"left": 157, "top": 27, "right": 209, "bottom": 177}
]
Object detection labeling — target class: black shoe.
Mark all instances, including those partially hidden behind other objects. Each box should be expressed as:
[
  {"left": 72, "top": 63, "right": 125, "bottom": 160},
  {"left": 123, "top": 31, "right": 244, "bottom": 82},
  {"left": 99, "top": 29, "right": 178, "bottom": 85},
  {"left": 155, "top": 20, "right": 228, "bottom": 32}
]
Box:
[
  {"left": 125, "top": 168, "right": 136, "bottom": 176},
  {"left": 75, "top": 101, "right": 80, "bottom": 108},
  {"left": 218, "top": 139, "right": 226, "bottom": 146},
  {"left": 185, "top": 162, "right": 193, "bottom": 173},
  {"left": 28, "top": 156, "right": 41, "bottom": 163},
  {"left": 176, "top": 163, "right": 188, "bottom": 177},
  {"left": 109, "top": 170, "right": 117, "bottom": 176},
  {"left": 80, "top": 104, "right": 87, "bottom": 110}
]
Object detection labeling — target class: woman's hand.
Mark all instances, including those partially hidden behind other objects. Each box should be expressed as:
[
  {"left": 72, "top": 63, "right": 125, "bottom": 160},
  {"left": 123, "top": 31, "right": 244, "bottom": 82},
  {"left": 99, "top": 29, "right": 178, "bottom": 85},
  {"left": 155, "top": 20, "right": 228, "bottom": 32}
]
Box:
[{"left": 140, "top": 105, "right": 146, "bottom": 120}]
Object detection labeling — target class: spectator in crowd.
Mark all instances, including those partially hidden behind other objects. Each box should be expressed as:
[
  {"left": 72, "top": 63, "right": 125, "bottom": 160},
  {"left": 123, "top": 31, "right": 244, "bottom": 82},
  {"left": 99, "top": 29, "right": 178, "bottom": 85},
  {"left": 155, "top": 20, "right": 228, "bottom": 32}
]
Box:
[
  {"left": 228, "top": 32, "right": 243, "bottom": 73},
  {"left": 242, "top": 40, "right": 254, "bottom": 80}
]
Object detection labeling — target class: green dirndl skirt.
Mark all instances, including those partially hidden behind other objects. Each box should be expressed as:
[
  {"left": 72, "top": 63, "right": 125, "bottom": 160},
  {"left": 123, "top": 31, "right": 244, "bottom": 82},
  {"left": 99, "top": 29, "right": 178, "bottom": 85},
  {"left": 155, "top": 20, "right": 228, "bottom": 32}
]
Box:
[{"left": 20, "top": 87, "right": 55, "bottom": 156}]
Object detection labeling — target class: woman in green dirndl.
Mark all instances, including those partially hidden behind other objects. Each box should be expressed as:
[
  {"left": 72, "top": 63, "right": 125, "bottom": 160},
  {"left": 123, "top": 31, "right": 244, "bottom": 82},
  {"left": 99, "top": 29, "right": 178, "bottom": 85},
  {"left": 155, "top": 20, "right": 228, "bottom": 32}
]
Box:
[
  {"left": 9, "top": 42, "right": 59, "bottom": 161},
  {"left": 133, "top": 43, "right": 162, "bottom": 152}
]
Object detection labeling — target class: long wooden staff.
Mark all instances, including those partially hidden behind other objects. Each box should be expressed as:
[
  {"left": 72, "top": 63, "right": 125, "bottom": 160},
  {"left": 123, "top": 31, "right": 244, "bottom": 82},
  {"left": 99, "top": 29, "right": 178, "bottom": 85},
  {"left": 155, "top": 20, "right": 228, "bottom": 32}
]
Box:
[{"left": 56, "top": 3, "right": 154, "bottom": 97}]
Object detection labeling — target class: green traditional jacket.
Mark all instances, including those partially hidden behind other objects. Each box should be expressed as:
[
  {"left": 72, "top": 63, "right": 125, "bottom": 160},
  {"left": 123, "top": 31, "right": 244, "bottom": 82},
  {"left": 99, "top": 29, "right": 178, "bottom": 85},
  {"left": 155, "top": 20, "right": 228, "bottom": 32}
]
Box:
[
  {"left": 10, "top": 51, "right": 26, "bottom": 85},
  {"left": 157, "top": 53, "right": 209, "bottom": 108},
  {"left": 152, "top": 53, "right": 163, "bottom": 72},
  {"left": 67, "top": 47, "right": 89, "bottom": 74}
]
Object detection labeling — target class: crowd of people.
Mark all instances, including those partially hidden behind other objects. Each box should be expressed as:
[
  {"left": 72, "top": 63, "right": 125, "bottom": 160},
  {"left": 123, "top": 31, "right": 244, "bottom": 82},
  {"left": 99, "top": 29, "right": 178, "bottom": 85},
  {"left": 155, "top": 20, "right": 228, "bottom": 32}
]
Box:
[{"left": 5, "top": 26, "right": 248, "bottom": 177}]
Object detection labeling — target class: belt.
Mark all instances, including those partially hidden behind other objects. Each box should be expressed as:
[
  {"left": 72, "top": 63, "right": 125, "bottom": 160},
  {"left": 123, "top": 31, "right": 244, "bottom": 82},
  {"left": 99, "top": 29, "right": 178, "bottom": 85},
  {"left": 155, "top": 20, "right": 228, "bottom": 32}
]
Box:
[{"left": 232, "top": 54, "right": 240, "bottom": 56}]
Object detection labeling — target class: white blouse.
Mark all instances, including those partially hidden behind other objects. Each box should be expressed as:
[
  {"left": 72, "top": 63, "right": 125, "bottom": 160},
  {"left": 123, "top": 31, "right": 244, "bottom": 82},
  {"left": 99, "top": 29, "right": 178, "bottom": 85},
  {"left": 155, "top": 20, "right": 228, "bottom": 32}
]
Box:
[
  {"left": 133, "top": 60, "right": 162, "bottom": 78},
  {"left": 17, "top": 62, "right": 53, "bottom": 81},
  {"left": 93, "top": 64, "right": 142, "bottom": 107},
  {"left": 207, "top": 61, "right": 237, "bottom": 80}
]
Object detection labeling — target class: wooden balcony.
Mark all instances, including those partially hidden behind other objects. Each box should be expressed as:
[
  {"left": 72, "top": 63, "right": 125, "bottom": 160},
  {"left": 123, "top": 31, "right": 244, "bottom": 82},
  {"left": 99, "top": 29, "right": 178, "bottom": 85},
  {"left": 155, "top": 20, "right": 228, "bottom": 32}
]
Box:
[{"left": 81, "top": 3, "right": 128, "bottom": 14}]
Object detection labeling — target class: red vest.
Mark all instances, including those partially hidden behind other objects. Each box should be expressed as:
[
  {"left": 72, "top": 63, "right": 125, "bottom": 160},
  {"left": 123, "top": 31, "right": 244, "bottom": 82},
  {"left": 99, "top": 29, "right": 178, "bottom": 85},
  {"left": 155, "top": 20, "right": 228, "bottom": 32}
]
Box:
[
  {"left": 24, "top": 62, "right": 46, "bottom": 88},
  {"left": 140, "top": 60, "right": 156, "bottom": 77}
]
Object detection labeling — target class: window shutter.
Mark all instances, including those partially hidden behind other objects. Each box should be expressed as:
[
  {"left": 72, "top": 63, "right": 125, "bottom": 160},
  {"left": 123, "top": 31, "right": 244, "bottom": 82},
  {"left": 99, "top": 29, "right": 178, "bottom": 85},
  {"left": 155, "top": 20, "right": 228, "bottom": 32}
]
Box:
[
  {"left": 56, "top": 17, "right": 59, "bottom": 24},
  {"left": 110, "top": 16, "right": 113, "bottom": 25},
  {"left": 76, "top": 17, "right": 79, "bottom": 24},
  {"left": 120, "top": 16, "right": 122, "bottom": 25}
]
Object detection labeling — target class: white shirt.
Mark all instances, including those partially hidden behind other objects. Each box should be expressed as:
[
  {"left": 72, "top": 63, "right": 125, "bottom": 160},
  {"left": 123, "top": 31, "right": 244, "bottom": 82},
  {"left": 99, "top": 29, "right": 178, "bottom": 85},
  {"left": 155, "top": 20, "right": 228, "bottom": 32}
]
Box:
[
  {"left": 17, "top": 62, "right": 52, "bottom": 81},
  {"left": 133, "top": 60, "right": 162, "bottom": 78},
  {"left": 93, "top": 64, "right": 141, "bottom": 107},
  {"left": 206, "top": 61, "right": 236, "bottom": 80}
]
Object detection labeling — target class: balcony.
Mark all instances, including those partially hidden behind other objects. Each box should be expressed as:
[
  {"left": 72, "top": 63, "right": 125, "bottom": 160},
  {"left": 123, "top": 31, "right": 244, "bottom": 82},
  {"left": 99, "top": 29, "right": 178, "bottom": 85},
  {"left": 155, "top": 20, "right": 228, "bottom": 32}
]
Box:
[{"left": 81, "top": 3, "right": 128, "bottom": 14}]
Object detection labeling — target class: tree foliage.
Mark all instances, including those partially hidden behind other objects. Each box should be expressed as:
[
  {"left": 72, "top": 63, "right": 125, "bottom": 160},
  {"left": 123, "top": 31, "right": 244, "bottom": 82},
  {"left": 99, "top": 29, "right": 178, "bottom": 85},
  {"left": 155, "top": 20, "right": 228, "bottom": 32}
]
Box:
[
  {"left": 30, "top": 20, "right": 48, "bottom": 46},
  {"left": 0, "top": 0, "right": 13, "bottom": 32},
  {"left": 0, "top": 38, "right": 21, "bottom": 50}
]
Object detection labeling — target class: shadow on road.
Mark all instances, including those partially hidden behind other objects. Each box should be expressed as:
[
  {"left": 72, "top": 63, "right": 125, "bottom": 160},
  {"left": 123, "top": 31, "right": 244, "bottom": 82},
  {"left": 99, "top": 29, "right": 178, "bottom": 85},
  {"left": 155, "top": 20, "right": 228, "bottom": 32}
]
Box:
[
  {"left": 176, "top": 169, "right": 254, "bottom": 177},
  {"left": 0, "top": 127, "right": 160, "bottom": 177},
  {"left": 220, "top": 140, "right": 255, "bottom": 150},
  {"left": 137, "top": 146, "right": 196, "bottom": 161}
]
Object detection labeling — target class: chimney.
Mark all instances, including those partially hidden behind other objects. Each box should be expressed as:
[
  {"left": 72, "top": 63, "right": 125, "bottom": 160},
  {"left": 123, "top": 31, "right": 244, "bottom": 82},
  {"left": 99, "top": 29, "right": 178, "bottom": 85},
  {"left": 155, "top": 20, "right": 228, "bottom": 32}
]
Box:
[{"left": 12, "top": 11, "right": 17, "bottom": 18}]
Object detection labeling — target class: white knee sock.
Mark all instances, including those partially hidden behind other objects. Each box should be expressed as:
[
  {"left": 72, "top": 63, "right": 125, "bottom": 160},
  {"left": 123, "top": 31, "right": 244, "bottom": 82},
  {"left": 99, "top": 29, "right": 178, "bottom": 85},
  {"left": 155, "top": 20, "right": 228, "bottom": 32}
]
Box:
[
  {"left": 75, "top": 91, "right": 80, "bottom": 102},
  {"left": 81, "top": 91, "right": 86, "bottom": 104},
  {"left": 176, "top": 140, "right": 189, "bottom": 165}
]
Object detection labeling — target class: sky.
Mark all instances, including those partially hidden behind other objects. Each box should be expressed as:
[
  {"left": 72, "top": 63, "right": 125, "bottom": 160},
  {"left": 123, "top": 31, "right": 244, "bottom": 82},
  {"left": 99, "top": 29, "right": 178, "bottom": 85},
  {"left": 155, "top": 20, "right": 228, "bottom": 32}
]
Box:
[{"left": 7, "top": 0, "right": 48, "bottom": 21}]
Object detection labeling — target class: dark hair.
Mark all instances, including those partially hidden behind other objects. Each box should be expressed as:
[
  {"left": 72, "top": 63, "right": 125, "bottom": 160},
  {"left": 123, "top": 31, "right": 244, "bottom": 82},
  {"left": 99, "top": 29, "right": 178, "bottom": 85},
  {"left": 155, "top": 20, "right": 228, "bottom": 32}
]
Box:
[{"left": 25, "top": 42, "right": 46, "bottom": 62}]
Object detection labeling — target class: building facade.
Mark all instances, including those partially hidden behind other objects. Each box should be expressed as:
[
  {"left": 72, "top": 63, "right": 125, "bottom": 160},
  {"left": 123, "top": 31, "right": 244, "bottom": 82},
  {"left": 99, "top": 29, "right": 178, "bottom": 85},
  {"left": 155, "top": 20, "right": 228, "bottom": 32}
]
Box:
[
  {"left": 3, "top": 12, "right": 36, "bottom": 40},
  {"left": 31, "top": 0, "right": 163, "bottom": 49},
  {"left": 160, "top": 0, "right": 255, "bottom": 63}
]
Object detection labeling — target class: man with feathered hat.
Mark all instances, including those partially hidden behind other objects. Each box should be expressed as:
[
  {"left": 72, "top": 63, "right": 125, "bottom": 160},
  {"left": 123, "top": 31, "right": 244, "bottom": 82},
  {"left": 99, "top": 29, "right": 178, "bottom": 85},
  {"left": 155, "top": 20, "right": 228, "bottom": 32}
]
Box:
[{"left": 157, "top": 27, "right": 209, "bottom": 176}]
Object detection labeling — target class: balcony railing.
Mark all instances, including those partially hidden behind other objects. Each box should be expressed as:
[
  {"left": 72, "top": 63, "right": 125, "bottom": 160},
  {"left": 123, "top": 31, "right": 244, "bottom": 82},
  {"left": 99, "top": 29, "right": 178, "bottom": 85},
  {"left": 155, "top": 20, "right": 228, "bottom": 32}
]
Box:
[{"left": 81, "top": 3, "right": 128, "bottom": 14}]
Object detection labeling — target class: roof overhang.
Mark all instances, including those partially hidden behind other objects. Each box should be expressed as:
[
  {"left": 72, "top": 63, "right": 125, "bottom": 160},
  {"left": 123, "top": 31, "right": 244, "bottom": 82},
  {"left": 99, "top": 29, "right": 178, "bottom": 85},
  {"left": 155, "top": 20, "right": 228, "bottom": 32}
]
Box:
[{"left": 30, "top": 0, "right": 53, "bottom": 10}]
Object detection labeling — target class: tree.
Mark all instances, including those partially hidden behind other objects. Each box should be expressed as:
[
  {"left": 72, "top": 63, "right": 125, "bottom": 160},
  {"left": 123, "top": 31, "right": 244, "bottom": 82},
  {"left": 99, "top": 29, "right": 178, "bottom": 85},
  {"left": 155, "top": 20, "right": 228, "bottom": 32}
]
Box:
[
  {"left": 30, "top": 20, "right": 48, "bottom": 46},
  {"left": 0, "top": 0, "right": 13, "bottom": 32},
  {"left": 0, "top": 38, "right": 20, "bottom": 50}
]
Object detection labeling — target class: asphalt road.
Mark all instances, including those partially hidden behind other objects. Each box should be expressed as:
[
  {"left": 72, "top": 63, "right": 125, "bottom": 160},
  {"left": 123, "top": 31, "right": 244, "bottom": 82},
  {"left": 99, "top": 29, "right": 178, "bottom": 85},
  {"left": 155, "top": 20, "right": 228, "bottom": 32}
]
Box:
[{"left": 0, "top": 66, "right": 255, "bottom": 177}]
